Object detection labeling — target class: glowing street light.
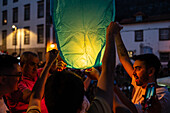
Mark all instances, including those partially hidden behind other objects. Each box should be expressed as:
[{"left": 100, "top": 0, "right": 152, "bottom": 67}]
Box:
[
  {"left": 12, "top": 25, "right": 22, "bottom": 56},
  {"left": 50, "top": 43, "right": 55, "bottom": 48},
  {"left": 12, "top": 25, "right": 17, "bottom": 29},
  {"left": 12, "top": 25, "right": 17, "bottom": 53}
]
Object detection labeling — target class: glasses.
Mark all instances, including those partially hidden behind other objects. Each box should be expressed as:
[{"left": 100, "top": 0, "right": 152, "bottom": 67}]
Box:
[{"left": 0, "top": 72, "right": 22, "bottom": 78}]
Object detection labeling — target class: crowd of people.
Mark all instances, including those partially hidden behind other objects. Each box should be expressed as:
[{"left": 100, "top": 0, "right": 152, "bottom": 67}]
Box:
[{"left": 0, "top": 22, "right": 170, "bottom": 113}]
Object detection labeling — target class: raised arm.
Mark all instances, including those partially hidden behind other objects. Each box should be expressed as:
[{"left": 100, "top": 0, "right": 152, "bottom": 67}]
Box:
[
  {"left": 27, "top": 50, "right": 59, "bottom": 112},
  {"left": 115, "top": 30, "right": 134, "bottom": 78},
  {"left": 96, "top": 22, "right": 122, "bottom": 107}
]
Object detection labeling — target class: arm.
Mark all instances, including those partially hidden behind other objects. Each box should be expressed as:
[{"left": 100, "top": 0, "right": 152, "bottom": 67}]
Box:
[
  {"left": 27, "top": 50, "right": 59, "bottom": 110},
  {"left": 96, "top": 22, "right": 122, "bottom": 108},
  {"left": 115, "top": 32, "right": 134, "bottom": 78},
  {"left": 84, "top": 77, "right": 91, "bottom": 91},
  {"left": 84, "top": 67, "right": 100, "bottom": 90}
]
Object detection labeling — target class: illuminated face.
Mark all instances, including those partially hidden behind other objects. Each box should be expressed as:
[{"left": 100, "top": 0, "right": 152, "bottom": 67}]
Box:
[
  {"left": 7, "top": 64, "right": 21, "bottom": 92},
  {"left": 22, "top": 56, "right": 39, "bottom": 79},
  {"left": 133, "top": 60, "right": 149, "bottom": 87}
]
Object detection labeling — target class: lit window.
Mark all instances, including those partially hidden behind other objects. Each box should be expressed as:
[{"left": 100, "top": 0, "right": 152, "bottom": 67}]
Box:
[
  {"left": 24, "top": 27, "right": 30, "bottom": 44},
  {"left": 159, "top": 28, "right": 170, "bottom": 40},
  {"left": 135, "top": 30, "right": 143, "bottom": 42},
  {"left": 128, "top": 51, "right": 134, "bottom": 58},
  {"left": 37, "top": 24, "right": 44, "bottom": 44},
  {"left": 2, "top": 10, "right": 7, "bottom": 25}
]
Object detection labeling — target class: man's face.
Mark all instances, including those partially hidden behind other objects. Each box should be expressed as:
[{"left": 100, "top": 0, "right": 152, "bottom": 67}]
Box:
[
  {"left": 133, "top": 60, "right": 149, "bottom": 87},
  {"left": 22, "top": 56, "right": 39, "bottom": 79},
  {"left": 7, "top": 64, "right": 22, "bottom": 92}
]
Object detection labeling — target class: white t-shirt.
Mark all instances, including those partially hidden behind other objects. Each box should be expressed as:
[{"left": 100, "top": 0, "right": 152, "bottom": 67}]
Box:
[
  {"left": 131, "top": 76, "right": 170, "bottom": 113},
  {"left": 0, "top": 98, "right": 9, "bottom": 113}
]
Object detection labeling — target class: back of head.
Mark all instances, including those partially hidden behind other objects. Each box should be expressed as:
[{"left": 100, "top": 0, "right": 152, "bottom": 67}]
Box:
[
  {"left": 132, "top": 54, "right": 161, "bottom": 78},
  {"left": 45, "top": 70, "right": 84, "bottom": 113},
  {"left": 0, "top": 55, "right": 19, "bottom": 73},
  {"left": 20, "top": 51, "right": 38, "bottom": 67}
]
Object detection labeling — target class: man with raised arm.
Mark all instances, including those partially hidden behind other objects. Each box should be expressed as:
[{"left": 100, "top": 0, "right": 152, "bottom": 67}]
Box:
[{"left": 114, "top": 23, "right": 170, "bottom": 113}]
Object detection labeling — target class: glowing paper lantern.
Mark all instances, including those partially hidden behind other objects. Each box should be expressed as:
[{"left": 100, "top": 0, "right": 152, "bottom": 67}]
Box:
[{"left": 51, "top": 0, "right": 115, "bottom": 69}]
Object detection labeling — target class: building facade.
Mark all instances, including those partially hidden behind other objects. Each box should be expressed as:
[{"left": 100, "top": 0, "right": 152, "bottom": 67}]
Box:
[
  {"left": 116, "top": 20, "right": 170, "bottom": 67},
  {"left": 0, "top": 0, "right": 55, "bottom": 61},
  {"left": 0, "top": 0, "right": 170, "bottom": 67},
  {"left": 116, "top": 0, "right": 170, "bottom": 68}
]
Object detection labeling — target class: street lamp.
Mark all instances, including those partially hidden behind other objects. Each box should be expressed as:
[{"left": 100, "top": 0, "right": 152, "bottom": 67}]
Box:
[
  {"left": 12, "top": 25, "right": 22, "bottom": 56},
  {"left": 12, "top": 25, "right": 17, "bottom": 53},
  {"left": 48, "top": 43, "right": 57, "bottom": 52},
  {"left": 50, "top": 43, "right": 55, "bottom": 49}
]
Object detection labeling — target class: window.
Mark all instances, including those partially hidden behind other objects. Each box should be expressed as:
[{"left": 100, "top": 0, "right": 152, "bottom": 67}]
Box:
[
  {"left": 136, "top": 16, "right": 143, "bottom": 22},
  {"left": 24, "top": 27, "right": 30, "bottom": 44},
  {"left": 24, "top": 4, "right": 30, "bottom": 21},
  {"left": 38, "top": 52, "right": 43, "bottom": 61},
  {"left": 37, "top": 1, "right": 44, "bottom": 18},
  {"left": 160, "top": 52, "right": 170, "bottom": 62},
  {"left": 141, "top": 46, "right": 153, "bottom": 54},
  {"left": 135, "top": 30, "right": 143, "bottom": 41},
  {"left": 2, "top": 10, "right": 7, "bottom": 25},
  {"left": 159, "top": 28, "right": 170, "bottom": 40},
  {"left": 12, "top": 28, "right": 17, "bottom": 45},
  {"left": 2, "top": 30, "right": 7, "bottom": 49},
  {"left": 37, "top": 24, "right": 44, "bottom": 44},
  {"left": 13, "top": 0, "right": 18, "bottom": 3},
  {"left": 13, "top": 7, "right": 18, "bottom": 23},
  {"left": 3, "top": 0, "right": 7, "bottom": 6}
]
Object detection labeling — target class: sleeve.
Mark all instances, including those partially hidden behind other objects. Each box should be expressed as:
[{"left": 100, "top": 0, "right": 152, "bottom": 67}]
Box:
[
  {"left": 26, "top": 106, "right": 41, "bottom": 113},
  {"left": 87, "top": 96, "right": 112, "bottom": 113},
  {"left": 158, "top": 92, "right": 170, "bottom": 113},
  {"left": 134, "top": 103, "right": 145, "bottom": 113},
  {"left": 113, "top": 93, "right": 132, "bottom": 113}
]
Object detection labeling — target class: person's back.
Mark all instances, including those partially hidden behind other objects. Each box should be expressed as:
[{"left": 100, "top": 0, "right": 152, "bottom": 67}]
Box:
[{"left": 114, "top": 22, "right": 170, "bottom": 113}]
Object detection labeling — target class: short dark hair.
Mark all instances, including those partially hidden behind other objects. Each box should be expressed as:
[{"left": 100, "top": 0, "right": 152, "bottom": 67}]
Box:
[
  {"left": 132, "top": 54, "right": 161, "bottom": 78},
  {"left": 45, "top": 70, "right": 84, "bottom": 113},
  {"left": 20, "top": 51, "right": 38, "bottom": 67},
  {"left": 0, "top": 55, "right": 19, "bottom": 72}
]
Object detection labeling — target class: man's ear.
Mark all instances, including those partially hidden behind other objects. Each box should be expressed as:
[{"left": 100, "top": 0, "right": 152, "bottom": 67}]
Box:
[{"left": 148, "top": 67, "right": 155, "bottom": 77}]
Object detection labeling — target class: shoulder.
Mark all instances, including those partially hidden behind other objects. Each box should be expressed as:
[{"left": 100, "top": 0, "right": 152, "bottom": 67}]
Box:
[
  {"left": 156, "top": 86, "right": 170, "bottom": 99},
  {"left": 156, "top": 87, "right": 170, "bottom": 113},
  {"left": 87, "top": 96, "right": 112, "bottom": 113}
]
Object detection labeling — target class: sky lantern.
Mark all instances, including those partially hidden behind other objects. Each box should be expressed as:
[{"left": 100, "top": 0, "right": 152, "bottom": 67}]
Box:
[{"left": 51, "top": 0, "right": 115, "bottom": 69}]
